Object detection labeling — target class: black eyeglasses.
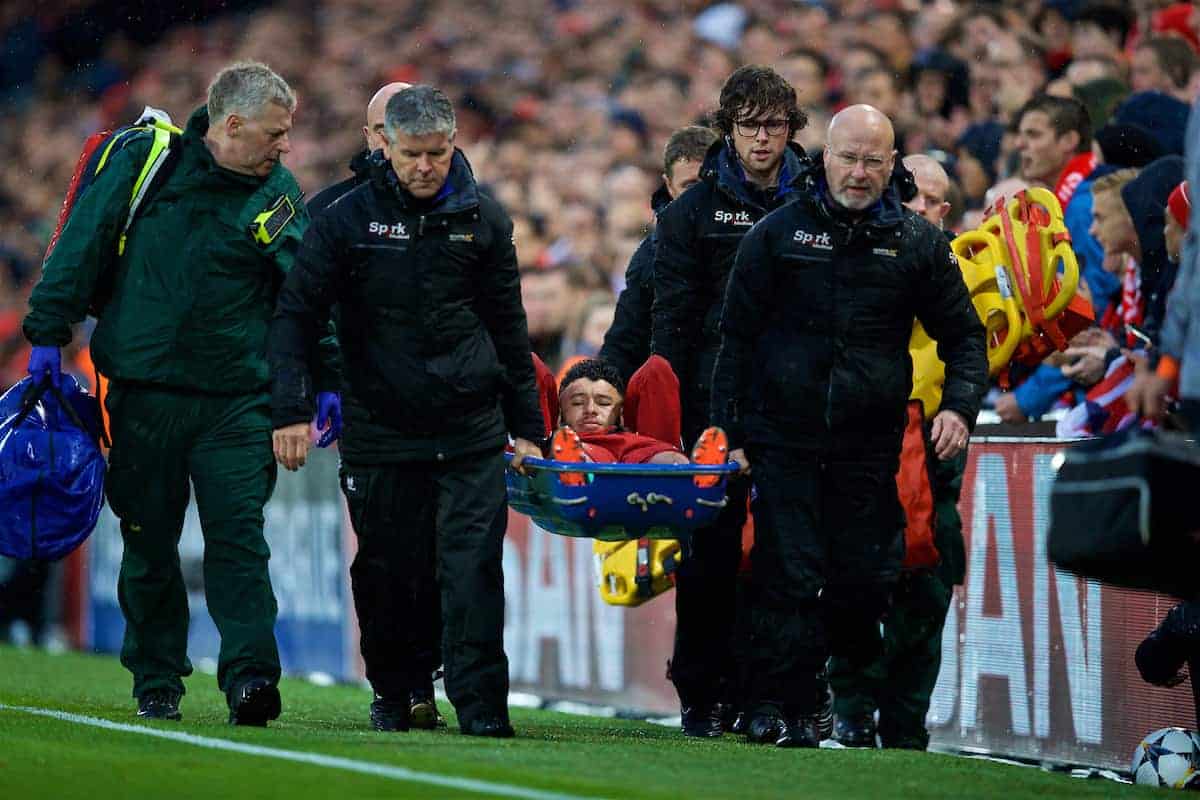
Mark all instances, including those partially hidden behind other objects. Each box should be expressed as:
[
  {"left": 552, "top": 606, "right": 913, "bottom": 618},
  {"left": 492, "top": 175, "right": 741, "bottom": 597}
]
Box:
[{"left": 735, "top": 118, "right": 789, "bottom": 137}]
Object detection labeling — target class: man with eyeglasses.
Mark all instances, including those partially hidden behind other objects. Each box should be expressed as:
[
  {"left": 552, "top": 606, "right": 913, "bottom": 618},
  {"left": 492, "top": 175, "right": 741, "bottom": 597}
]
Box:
[
  {"left": 711, "top": 105, "right": 987, "bottom": 748},
  {"left": 651, "top": 64, "right": 811, "bottom": 738}
]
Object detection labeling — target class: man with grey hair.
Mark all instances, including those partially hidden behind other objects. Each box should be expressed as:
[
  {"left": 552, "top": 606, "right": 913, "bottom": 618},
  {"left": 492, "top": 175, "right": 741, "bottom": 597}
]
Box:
[
  {"left": 24, "top": 61, "right": 332, "bottom": 726},
  {"left": 711, "top": 105, "right": 986, "bottom": 747},
  {"left": 307, "top": 79, "right": 449, "bottom": 731},
  {"left": 270, "top": 85, "right": 543, "bottom": 737}
]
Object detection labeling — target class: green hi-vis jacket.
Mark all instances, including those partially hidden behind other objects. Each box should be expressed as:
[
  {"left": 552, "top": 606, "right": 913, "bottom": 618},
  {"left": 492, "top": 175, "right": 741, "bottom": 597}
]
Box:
[{"left": 25, "top": 106, "right": 334, "bottom": 397}]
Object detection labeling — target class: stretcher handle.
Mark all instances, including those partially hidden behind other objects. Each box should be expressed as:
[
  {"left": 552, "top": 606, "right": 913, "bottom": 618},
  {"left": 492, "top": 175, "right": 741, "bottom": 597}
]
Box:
[{"left": 505, "top": 452, "right": 739, "bottom": 476}]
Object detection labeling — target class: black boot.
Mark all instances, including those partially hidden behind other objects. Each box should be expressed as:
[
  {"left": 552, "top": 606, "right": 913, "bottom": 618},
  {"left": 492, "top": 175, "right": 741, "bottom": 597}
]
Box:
[
  {"left": 370, "top": 694, "right": 410, "bottom": 732},
  {"left": 776, "top": 714, "right": 821, "bottom": 748},
  {"left": 136, "top": 689, "right": 182, "bottom": 721},
  {"left": 746, "top": 706, "right": 786, "bottom": 744},
  {"left": 461, "top": 715, "right": 515, "bottom": 738},
  {"left": 834, "top": 713, "right": 877, "bottom": 748},
  {"left": 227, "top": 678, "right": 281, "bottom": 727},
  {"left": 680, "top": 703, "right": 723, "bottom": 737}
]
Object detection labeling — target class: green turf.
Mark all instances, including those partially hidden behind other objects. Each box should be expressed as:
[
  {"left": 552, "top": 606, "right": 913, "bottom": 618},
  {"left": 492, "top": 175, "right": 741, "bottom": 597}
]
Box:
[{"left": 0, "top": 646, "right": 1151, "bottom": 799}]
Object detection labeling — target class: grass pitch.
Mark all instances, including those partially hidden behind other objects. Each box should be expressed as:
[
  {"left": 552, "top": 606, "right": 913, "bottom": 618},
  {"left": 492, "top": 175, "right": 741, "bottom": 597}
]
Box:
[{"left": 0, "top": 646, "right": 1143, "bottom": 799}]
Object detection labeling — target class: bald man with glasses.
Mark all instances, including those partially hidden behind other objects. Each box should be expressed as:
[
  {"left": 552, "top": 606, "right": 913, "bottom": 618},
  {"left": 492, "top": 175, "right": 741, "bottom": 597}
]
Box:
[{"left": 711, "top": 105, "right": 986, "bottom": 748}]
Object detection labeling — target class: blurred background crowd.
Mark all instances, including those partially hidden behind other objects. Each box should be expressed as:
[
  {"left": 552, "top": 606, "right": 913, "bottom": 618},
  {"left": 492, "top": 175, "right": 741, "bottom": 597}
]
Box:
[{"left": 0, "top": 0, "right": 1197, "bottom": 411}]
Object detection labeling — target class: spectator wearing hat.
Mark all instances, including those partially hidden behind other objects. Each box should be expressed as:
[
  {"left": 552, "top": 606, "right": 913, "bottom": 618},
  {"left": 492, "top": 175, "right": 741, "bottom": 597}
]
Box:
[
  {"left": 1120, "top": 156, "right": 1188, "bottom": 338},
  {"left": 1128, "top": 95, "right": 1200, "bottom": 432},
  {"left": 1165, "top": 180, "right": 1191, "bottom": 265},
  {"left": 1112, "top": 91, "right": 1192, "bottom": 157}
]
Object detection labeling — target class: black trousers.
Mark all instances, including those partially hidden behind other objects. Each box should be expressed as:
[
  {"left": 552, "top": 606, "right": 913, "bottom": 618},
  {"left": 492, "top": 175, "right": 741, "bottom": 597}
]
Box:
[
  {"left": 746, "top": 445, "right": 905, "bottom": 713},
  {"left": 670, "top": 477, "right": 749, "bottom": 707},
  {"left": 0, "top": 560, "right": 52, "bottom": 643},
  {"left": 340, "top": 449, "right": 509, "bottom": 727}
]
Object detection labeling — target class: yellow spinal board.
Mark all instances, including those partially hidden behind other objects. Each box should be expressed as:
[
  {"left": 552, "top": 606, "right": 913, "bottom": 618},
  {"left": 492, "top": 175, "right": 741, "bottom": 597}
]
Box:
[
  {"left": 910, "top": 187, "right": 1091, "bottom": 418},
  {"left": 593, "top": 537, "right": 682, "bottom": 607}
]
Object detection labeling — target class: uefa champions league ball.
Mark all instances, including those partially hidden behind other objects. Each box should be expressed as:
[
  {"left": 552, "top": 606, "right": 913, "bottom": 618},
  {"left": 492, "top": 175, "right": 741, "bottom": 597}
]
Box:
[{"left": 1132, "top": 727, "right": 1200, "bottom": 789}]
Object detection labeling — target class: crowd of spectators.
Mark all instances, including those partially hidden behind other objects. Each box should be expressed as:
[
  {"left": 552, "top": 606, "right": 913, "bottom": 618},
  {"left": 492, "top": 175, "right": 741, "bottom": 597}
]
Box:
[{"left": 1, "top": 0, "right": 1198, "bottom": 427}]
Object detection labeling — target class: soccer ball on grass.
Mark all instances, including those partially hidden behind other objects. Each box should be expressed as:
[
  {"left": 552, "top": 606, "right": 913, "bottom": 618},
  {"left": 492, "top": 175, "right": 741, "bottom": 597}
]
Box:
[{"left": 1132, "top": 727, "right": 1200, "bottom": 789}]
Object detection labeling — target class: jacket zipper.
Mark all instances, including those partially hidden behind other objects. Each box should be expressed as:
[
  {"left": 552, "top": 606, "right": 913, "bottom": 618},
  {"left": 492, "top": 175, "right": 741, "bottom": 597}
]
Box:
[{"left": 825, "top": 222, "right": 853, "bottom": 431}]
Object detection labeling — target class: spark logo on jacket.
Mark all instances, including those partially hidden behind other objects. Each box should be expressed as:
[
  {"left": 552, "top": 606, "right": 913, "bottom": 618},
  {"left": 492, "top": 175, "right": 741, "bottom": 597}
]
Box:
[{"left": 368, "top": 221, "right": 410, "bottom": 240}]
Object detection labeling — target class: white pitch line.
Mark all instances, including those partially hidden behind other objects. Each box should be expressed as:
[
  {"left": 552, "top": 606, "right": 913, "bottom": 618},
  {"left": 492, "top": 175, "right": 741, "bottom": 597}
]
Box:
[{"left": 0, "top": 704, "right": 606, "bottom": 800}]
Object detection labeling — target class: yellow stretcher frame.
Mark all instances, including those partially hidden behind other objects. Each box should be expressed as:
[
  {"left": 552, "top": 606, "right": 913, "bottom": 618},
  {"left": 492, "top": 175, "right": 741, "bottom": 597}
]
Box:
[{"left": 910, "top": 187, "right": 1088, "bottom": 418}]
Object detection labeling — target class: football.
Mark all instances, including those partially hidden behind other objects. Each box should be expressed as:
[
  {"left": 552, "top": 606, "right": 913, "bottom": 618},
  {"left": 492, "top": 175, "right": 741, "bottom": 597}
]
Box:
[{"left": 1132, "top": 727, "right": 1200, "bottom": 789}]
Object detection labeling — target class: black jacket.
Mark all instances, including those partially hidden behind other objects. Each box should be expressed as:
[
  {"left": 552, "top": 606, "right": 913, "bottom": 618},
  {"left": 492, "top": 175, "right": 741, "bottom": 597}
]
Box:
[
  {"left": 308, "top": 148, "right": 374, "bottom": 217},
  {"left": 651, "top": 140, "right": 809, "bottom": 434},
  {"left": 711, "top": 162, "right": 987, "bottom": 457},
  {"left": 598, "top": 184, "right": 672, "bottom": 383},
  {"left": 270, "top": 150, "right": 544, "bottom": 463}
]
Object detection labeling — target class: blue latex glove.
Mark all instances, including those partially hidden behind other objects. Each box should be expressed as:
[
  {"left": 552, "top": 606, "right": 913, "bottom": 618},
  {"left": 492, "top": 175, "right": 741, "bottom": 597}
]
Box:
[
  {"left": 27, "top": 346, "right": 62, "bottom": 389},
  {"left": 314, "top": 391, "right": 342, "bottom": 448}
]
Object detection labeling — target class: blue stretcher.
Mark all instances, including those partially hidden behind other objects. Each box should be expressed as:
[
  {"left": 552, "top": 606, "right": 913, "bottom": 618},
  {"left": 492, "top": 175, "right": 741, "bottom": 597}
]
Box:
[{"left": 504, "top": 453, "right": 739, "bottom": 541}]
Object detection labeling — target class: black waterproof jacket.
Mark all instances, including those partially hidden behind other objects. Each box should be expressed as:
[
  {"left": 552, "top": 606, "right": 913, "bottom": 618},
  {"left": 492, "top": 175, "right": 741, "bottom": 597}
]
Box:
[
  {"left": 270, "top": 150, "right": 544, "bottom": 463},
  {"left": 307, "top": 148, "right": 373, "bottom": 217},
  {"left": 598, "top": 184, "right": 672, "bottom": 383},
  {"left": 651, "top": 140, "right": 810, "bottom": 434},
  {"left": 711, "top": 162, "right": 988, "bottom": 457}
]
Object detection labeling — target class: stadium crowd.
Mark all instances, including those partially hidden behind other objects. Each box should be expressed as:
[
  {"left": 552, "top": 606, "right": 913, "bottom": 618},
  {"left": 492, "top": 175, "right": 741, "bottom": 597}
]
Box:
[{"left": 0, "top": 0, "right": 1196, "bottom": 407}]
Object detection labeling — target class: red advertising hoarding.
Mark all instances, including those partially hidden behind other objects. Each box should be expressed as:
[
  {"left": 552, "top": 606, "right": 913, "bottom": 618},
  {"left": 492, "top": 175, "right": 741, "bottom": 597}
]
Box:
[{"left": 70, "top": 440, "right": 1194, "bottom": 771}]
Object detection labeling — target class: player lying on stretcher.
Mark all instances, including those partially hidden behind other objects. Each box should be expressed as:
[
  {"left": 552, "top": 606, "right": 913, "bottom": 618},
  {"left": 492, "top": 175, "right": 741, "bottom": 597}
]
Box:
[{"left": 531, "top": 354, "right": 728, "bottom": 486}]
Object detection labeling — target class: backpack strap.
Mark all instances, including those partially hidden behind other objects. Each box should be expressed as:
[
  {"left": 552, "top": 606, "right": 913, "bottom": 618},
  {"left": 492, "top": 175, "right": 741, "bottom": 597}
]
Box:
[{"left": 118, "top": 122, "right": 181, "bottom": 256}]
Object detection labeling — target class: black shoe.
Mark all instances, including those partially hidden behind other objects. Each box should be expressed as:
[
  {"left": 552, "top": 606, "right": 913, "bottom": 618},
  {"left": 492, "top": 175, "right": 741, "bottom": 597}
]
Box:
[
  {"left": 746, "top": 709, "right": 786, "bottom": 744},
  {"left": 776, "top": 715, "right": 821, "bottom": 748},
  {"left": 815, "top": 684, "right": 834, "bottom": 742},
  {"left": 136, "top": 689, "right": 182, "bottom": 721},
  {"left": 227, "top": 678, "right": 281, "bottom": 727},
  {"left": 881, "top": 735, "right": 928, "bottom": 750},
  {"left": 680, "top": 703, "right": 723, "bottom": 737},
  {"left": 834, "top": 713, "right": 877, "bottom": 748},
  {"left": 370, "top": 695, "right": 410, "bottom": 732},
  {"left": 729, "top": 710, "right": 749, "bottom": 735},
  {"left": 461, "top": 716, "right": 515, "bottom": 738},
  {"left": 409, "top": 689, "right": 445, "bottom": 730}
]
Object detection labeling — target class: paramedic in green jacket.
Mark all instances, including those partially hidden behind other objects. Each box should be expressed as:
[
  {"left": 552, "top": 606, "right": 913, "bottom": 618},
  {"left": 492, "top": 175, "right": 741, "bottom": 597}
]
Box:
[{"left": 22, "top": 62, "right": 330, "bottom": 726}]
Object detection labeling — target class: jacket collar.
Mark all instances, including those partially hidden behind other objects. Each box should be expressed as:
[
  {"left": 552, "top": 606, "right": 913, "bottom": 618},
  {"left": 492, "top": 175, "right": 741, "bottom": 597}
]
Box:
[
  {"left": 650, "top": 183, "right": 673, "bottom": 216},
  {"left": 374, "top": 148, "right": 480, "bottom": 214},
  {"left": 699, "top": 139, "right": 808, "bottom": 211},
  {"left": 799, "top": 159, "right": 911, "bottom": 233},
  {"left": 350, "top": 148, "right": 374, "bottom": 177}
]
